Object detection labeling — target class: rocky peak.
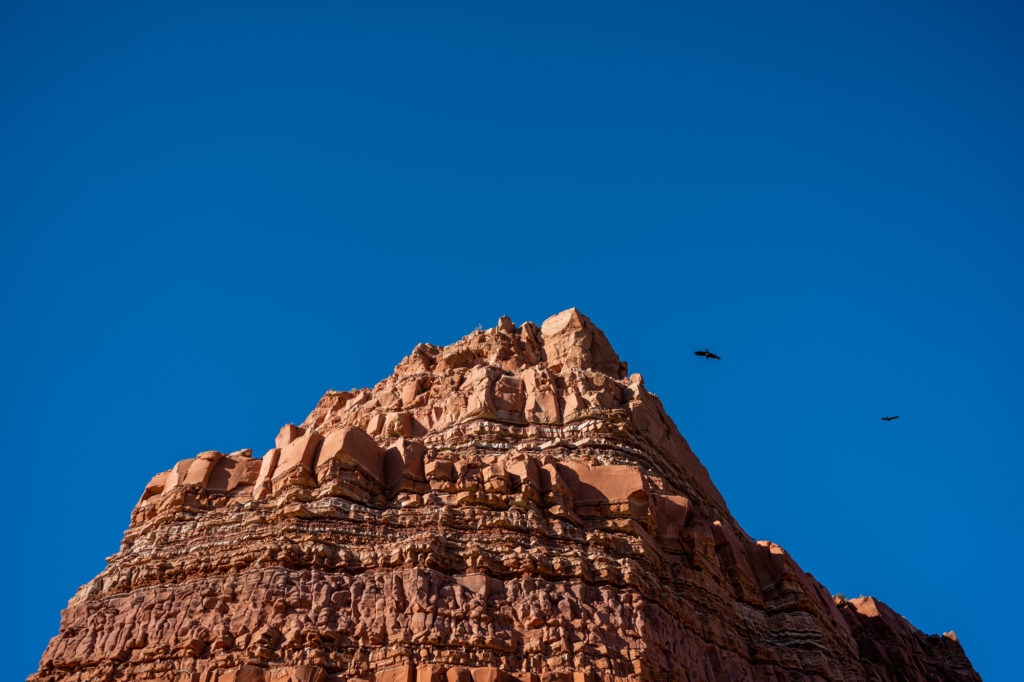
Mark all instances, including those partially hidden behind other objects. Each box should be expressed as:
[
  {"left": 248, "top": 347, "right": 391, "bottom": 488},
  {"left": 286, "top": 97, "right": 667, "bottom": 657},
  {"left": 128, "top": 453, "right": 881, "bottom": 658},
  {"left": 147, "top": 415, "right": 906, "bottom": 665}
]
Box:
[
  {"left": 538, "top": 308, "right": 627, "bottom": 378},
  {"left": 31, "top": 310, "right": 979, "bottom": 682},
  {"left": 391, "top": 308, "right": 624, "bottom": 380},
  {"left": 299, "top": 308, "right": 727, "bottom": 517}
]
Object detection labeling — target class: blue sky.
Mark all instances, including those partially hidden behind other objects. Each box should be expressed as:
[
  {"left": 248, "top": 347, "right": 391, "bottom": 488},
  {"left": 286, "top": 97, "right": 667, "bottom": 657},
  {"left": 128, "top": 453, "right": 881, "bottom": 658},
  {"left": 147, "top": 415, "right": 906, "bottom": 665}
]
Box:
[{"left": 2, "top": 1, "right": 1021, "bottom": 679}]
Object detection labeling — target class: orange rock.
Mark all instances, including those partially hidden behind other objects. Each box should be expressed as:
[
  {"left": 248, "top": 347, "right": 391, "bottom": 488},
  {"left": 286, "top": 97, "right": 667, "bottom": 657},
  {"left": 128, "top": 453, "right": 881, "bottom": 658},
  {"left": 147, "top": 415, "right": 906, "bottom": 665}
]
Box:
[
  {"left": 649, "top": 494, "right": 690, "bottom": 545},
  {"left": 385, "top": 437, "right": 426, "bottom": 487},
  {"left": 274, "top": 428, "right": 324, "bottom": 480},
  {"left": 139, "top": 471, "right": 168, "bottom": 501},
  {"left": 207, "top": 456, "right": 261, "bottom": 493},
  {"left": 164, "top": 457, "right": 195, "bottom": 490},
  {"left": 377, "top": 664, "right": 415, "bottom": 682},
  {"left": 558, "top": 462, "right": 646, "bottom": 505},
  {"left": 275, "top": 424, "right": 303, "bottom": 449},
  {"left": 183, "top": 452, "right": 222, "bottom": 486},
  {"left": 445, "top": 669, "right": 472, "bottom": 682},
  {"left": 252, "top": 447, "right": 280, "bottom": 497},
  {"left": 415, "top": 665, "right": 444, "bottom": 682},
  {"left": 316, "top": 426, "right": 385, "bottom": 482},
  {"left": 30, "top": 309, "right": 979, "bottom": 682},
  {"left": 470, "top": 668, "right": 509, "bottom": 682},
  {"left": 539, "top": 308, "right": 625, "bottom": 378}
]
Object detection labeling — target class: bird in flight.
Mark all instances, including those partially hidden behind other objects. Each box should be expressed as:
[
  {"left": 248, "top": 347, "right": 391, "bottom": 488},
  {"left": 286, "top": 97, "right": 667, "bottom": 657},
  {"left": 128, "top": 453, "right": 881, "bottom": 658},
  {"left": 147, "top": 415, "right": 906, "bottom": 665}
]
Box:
[
  {"left": 879, "top": 415, "right": 900, "bottom": 421},
  {"left": 694, "top": 348, "right": 721, "bottom": 360}
]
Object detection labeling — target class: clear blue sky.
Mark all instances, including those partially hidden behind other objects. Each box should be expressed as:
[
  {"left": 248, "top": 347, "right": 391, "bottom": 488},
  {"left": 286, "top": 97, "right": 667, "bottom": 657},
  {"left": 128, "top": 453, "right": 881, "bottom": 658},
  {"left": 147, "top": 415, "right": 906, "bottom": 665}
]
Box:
[{"left": 2, "top": 2, "right": 1020, "bottom": 679}]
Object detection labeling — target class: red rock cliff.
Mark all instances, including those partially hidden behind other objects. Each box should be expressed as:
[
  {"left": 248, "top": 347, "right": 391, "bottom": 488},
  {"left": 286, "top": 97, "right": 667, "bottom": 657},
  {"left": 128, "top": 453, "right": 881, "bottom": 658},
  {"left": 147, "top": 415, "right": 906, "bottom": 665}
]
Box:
[{"left": 31, "top": 309, "right": 979, "bottom": 682}]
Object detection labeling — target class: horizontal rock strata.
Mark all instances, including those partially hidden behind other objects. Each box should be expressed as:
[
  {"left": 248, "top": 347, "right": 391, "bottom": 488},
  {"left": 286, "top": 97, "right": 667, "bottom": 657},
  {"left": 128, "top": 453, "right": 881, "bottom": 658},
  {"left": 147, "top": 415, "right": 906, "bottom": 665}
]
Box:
[{"left": 32, "top": 309, "right": 979, "bottom": 681}]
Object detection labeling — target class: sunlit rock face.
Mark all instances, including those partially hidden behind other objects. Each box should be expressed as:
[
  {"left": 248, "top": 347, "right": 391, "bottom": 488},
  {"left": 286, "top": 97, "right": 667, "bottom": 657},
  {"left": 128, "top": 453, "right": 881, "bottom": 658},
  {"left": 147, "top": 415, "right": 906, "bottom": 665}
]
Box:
[{"left": 31, "top": 309, "right": 978, "bottom": 682}]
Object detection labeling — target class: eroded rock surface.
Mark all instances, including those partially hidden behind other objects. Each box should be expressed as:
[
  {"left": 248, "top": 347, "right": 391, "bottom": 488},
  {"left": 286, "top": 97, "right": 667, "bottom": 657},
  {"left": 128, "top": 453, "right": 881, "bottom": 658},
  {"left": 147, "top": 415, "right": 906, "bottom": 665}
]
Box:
[{"left": 31, "top": 309, "right": 979, "bottom": 682}]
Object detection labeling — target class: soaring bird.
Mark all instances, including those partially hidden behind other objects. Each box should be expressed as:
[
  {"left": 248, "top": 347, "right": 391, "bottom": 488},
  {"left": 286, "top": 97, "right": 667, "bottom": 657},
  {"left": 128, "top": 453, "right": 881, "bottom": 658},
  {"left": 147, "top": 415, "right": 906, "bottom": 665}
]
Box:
[
  {"left": 880, "top": 415, "right": 900, "bottom": 421},
  {"left": 694, "top": 348, "right": 721, "bottom": 360}
]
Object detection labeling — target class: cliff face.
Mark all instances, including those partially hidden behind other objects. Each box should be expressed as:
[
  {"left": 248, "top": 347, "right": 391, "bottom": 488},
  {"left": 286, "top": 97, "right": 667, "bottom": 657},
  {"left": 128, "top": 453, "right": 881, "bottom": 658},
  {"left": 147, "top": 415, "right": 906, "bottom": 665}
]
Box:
[{"left": 32, "top": 309, "right": 978, "bottom": 682}]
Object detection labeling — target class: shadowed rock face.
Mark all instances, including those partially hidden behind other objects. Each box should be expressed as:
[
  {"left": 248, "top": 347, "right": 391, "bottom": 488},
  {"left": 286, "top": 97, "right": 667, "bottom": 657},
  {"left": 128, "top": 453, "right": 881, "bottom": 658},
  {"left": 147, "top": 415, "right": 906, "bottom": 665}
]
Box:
[{"left": 31, "top": 309, "right": 979, "bottom": 682}]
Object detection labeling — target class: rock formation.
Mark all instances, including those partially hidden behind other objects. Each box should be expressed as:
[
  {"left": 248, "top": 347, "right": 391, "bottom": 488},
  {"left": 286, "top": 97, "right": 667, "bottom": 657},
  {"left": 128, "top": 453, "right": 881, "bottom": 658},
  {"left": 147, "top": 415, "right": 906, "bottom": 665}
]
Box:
[{"left": 31, "top": 309, "right": 979, "bottom": 681}]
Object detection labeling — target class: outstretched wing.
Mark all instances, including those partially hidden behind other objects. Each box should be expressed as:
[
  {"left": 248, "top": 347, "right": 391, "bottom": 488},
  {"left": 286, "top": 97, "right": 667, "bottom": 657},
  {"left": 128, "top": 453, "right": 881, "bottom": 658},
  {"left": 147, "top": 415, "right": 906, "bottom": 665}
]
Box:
[
  {"left": 694, "top": 351, "right": 708, "bottom": 357},
  {"left": 880, "top": 416, "right": 900, "bottom": 421},
  {"left": 707, "top": 352, "right": 721, "bottom": 360}
]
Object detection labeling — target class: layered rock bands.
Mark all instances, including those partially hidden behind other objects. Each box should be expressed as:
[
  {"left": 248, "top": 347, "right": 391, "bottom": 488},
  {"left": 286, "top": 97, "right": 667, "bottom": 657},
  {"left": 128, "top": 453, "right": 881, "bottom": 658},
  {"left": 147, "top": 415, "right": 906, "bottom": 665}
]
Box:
[{"left": 31, "top": 309, "right": 979, "bottom": 682}]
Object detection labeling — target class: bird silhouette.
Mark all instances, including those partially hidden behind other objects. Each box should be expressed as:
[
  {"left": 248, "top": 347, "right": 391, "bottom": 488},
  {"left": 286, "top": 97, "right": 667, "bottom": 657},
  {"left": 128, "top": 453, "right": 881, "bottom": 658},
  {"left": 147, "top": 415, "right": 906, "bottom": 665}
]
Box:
[
  {"left": 694, "top": 348, "right": 721, "bottom": 360},
  {"left": 880, "top": 416, "right": 900, "bottom": 421}
]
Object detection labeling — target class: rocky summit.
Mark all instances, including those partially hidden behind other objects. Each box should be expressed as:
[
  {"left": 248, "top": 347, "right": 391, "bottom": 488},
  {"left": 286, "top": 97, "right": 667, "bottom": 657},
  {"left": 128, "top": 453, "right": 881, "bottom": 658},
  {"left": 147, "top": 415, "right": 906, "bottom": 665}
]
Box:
[{"left": 32, "top": 309, "right": 979, "bottom": 682}]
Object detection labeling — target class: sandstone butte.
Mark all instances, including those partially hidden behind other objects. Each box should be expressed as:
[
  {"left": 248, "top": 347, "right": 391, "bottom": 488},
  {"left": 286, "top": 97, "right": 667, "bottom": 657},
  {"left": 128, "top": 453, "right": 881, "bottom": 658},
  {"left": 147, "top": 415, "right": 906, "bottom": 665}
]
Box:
[{"left": 31, "top": 309, "right": 980, "bottom": 682}]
